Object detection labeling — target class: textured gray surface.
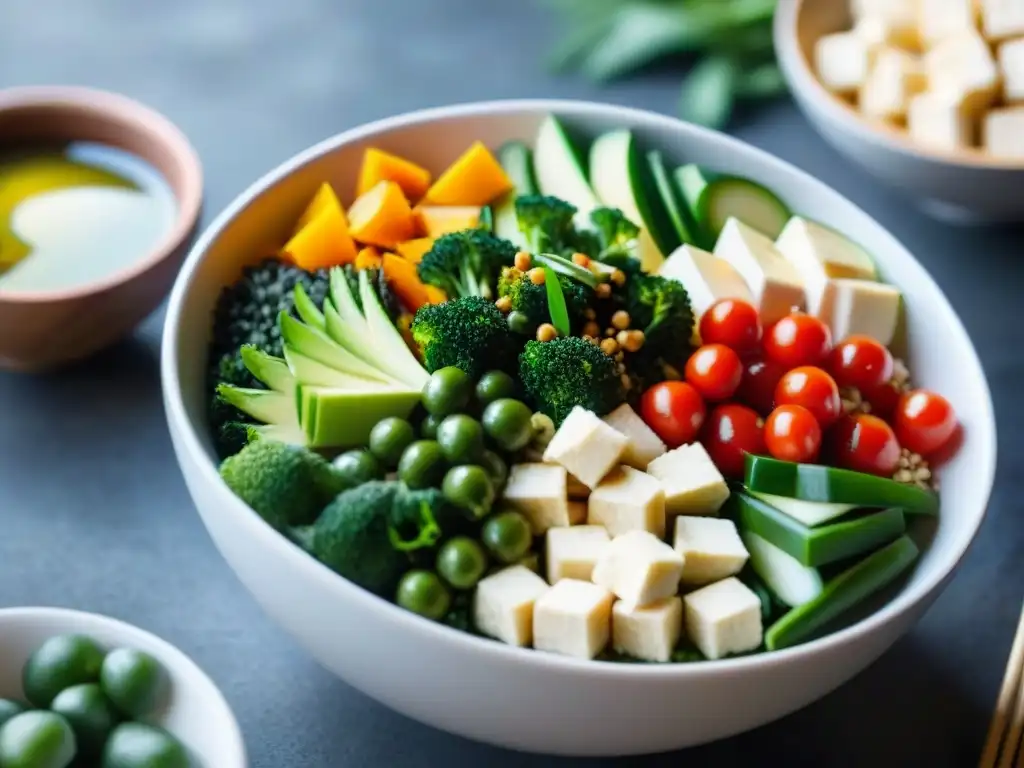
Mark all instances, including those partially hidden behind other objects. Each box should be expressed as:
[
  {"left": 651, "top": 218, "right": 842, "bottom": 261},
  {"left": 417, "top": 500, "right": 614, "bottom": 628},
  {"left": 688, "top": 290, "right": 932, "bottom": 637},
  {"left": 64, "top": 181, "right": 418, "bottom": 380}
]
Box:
[{"left": 0, "top": 2, "right": 1021, "bottom": 766}]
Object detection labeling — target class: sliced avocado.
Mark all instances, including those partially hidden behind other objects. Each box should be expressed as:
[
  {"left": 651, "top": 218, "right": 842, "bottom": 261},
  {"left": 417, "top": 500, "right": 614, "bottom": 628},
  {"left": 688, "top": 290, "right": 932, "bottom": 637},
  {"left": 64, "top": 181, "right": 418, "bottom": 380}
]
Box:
[
  {"left": 284, "top": 345, "right": 394, "bottom": 390},
  {"left": 248, "top": 422, "right": 307, "bottom": 446},
  {"left": 299, "top": 385, "right": 422, "bottom": 448},
  {"left": 293, "top": 283, "right": 326, "bottom": 330},
  {"left": 325, "top": 268, "right": 396, "bottom": 371},
  {"left": 357, "top": 269, "right": 429, "bottom": 389},
  {"left": 240, "top": 346, "right": 295, "bottom": 392},
  {"left": 217, "top": 384, "right": 300, "bottom": 428},
  {"left": 278, "top": 310, "right": 392, "bottom": 384}
]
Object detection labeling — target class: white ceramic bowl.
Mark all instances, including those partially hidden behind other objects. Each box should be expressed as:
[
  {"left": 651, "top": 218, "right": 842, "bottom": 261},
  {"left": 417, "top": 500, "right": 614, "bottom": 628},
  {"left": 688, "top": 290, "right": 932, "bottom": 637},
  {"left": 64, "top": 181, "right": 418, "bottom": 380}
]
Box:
[
  {"left": 774, "top": 0, "right": 1024, "bottom": 224},
  {"left": 0, "top": 607, "right": 246, "bottom": 767},
  {"left": 161, "top": 99, "right": 996, "bottom": 757}
]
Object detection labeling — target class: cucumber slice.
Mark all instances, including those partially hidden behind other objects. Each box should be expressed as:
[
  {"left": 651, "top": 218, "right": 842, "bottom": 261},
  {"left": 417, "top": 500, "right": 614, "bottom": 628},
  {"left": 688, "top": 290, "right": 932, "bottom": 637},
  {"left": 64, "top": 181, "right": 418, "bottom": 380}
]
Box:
[
  {"left": 478, "top": 206, "right": 493, "bottom": 232},
  {"left": 589, "top": 129, "right": 674, "bottom": 272},
  {"left": 498, "top": 141, "right": 537, "bottom": 195},
  {"left": 765, "top": 535, "right": 919, "bottom": 651},
  {"left": 647, "top": 150, "right": 696, "bottom": 247},
  {"left": 733, "top": 492, "right": 907, "bottom": 567},
  {"left": 357, "top": 269, "right": 430, "bottom": 389},
  {"left": 293, "top": 283, "right": 325, "bottom": 330},
  {"left": 533, "top": 115, "right": 599, "bottom": 216},
  {"left": 239, "top": 346, "right": 295, "bottom": 393},
  {"left": 674, "top": 164, "right": 713, "bottom": 248},
  {"left": 749, "top": 491, "right": 858, "bottom": 527},
  {"left": 744, "top": 455, "right": 939, "bottom": 515},
  {"left": 697, "top": 176, "right": 791, "bottom": 242},
  {"left": 742, "top": 530, "right": 824, "bottom": 608}
]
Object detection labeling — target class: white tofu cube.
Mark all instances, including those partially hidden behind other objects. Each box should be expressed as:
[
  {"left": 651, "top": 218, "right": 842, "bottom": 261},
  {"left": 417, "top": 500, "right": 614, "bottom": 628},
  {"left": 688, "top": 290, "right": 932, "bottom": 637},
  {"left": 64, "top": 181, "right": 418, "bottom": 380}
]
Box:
[
  {"left": 683, "top": 577, "right": 764, "bottom": 661},
  {"left": 473, "top": 565, "right": 549, "bottom": 647},
  {"left": 533, "top": 579, "right": 614, "bottom": 659},
  {"left": 981, "top": 0, "right": 1024, "bottom": 41},
  {"left": 984, "top": 106, "right": 1024, "bottom": 157},
  {"left": 774, "top": 217, "right": 878, "bottom": 282},
  {"left": 658, "top": 244, "right": 753, "bottom": 324},
  {"left": 712, "top": 218, "right": 805, "bottom": 326},
  {"left": 601, "top": 403, "right": 667, "bottom": 470},
  {"left": 546, "top": 525, "right": 610, "bottom": 583},
  {"left": 673, "top": 517, "right": 749, "bottom": 585},
  {"left": 924, "top": 32, "right": 1001, "bottom": 115},
  {"left": 587, "top": 466, "right": 667, "bottom": 539},
  {"left": 591, "top": 530, "right": 684, "bottom": 608},
  {"left": 859, "top": 46, "right": 927, "bottom": 123},
  {"left": 814, "top": 31, "right": 876, "bottom": 95},
  {"left": 823, "top": 278, "right": 902, "bottom": 346},
  {"left": 612, "top": 597, "right": 682, "bottom": 663},
  {"left": 907, "top": 90, "right": 975, "bottom": 149},
  {"left": 646, "top": 443, "right": 730, "bottom": 518},
  {"left": 918, "top": 0, "right": 979, "bottom": 49},
  {"left": 851, "top": 0, "right": 920, "bottom": 49},
  {"left": 542, "top": 406, "right": 628, "bottom": 490},
  {"left": 502, "top": 463, "right": 571, "bottom": 535},
  {"left": 998, "top": 37, "right": 1024, "bottom": 102}
]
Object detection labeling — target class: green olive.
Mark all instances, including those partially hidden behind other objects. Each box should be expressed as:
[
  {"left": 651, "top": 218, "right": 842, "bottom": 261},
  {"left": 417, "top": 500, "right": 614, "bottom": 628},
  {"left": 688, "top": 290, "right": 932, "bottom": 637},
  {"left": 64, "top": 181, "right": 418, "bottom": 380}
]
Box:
[
  {"left": 22, "top": 634, "right": 105, "bottom": 708},
  {"left": 49, "top": 683, "right": 119, "bottom": 757},
  {"left": 419, "top": 413, "right": 442, "bottom": 440},
  {"left": 396, "top": 570, "right": 451, "bottom": 620},
  {"left": 479, "top": 450, "right": 508, "bottom": 492},
  {"left": 0, "top": 711, "right": 77, "bottom": 768},
  {"left": 482, "top": 399, "right": 534, "bottom": 452},
  {"left": 436, "top": 537, "right": 488, "bottom": 589},
  {"left": 436, "top": 415, "right": 484, "bottom": 464},
  {"left": 332, "top": 449, "right": 383, "bottom": 486},
  {"left": 0, "top": 700, "right": 27, "bottom": 729},
  {"left": 481, "top": 510, "right": 533, "bottom": 564},
  {"left": 441, "top": 465, "right": 495, "bottom": 519},
  {"left": 422, "top": 367, "right": 472, "bottom": 417},
  {"left": 475, "top": 371, "right": 517, "bottom": 406},
  {"left": 397, "top": 440, "right": 447, "bottom": 489},
  {"left": 100, "top": 648, "right": 164, "bottom": 719},
  {"left": 101, "top": 722, "right": 188, "bottom": 768},
  {"left": 507, "top": 310, "right": 532, "bottom": 336},
  {"left": 368, "top": 417, "right": 416, "bottom": 467}
]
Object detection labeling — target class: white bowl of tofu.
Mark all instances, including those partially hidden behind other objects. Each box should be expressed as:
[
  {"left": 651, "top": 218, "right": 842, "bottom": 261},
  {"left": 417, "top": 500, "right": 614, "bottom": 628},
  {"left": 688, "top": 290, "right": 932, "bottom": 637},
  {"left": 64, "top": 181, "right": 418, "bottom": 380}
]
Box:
[
  {"left": 775, "top": 0, "right": 1024, "bottom": 223},
  {"left": 162, "top": 99, "right": 995, "bottom": 756}
]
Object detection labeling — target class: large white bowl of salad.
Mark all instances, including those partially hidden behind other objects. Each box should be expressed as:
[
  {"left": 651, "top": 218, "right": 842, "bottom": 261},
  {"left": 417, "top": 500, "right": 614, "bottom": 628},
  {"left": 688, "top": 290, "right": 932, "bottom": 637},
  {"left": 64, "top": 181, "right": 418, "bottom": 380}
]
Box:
[{"left": 161, "top": 100, "right": 995, "bottom": 756}]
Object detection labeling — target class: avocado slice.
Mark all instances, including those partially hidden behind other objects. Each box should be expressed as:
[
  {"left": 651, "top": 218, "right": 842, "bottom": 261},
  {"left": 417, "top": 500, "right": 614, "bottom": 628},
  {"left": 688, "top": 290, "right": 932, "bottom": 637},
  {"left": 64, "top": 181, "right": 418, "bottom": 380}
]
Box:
[
  {"left": 239, "top": 345, "right": 295, "bottom": 393},
  {"left": 293, "top": 282, "right": 326, "bottom": 330},
  {"left": 283, "top": 345, "right": 396, "bottom": 390},
  {"left": 217, "top": 384, "right": 300, "bottom": 429},
  {"left": 325, "top": 270, "right": 384, "bottom": 367},
  {"left": 299, "top": 385, "right": 422, "bottom": 448},
  {"left": 357, "top": 269, "right": 429, "bottom": 389},
  {"left": 278, "top": 310, "right": 394, "bottom": 384}
]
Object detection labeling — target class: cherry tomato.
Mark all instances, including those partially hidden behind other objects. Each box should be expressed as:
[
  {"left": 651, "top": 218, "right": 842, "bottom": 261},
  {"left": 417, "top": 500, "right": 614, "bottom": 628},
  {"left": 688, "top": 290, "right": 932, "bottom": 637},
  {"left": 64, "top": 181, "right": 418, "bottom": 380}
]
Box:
[
  {"left": 701, "top": 403, "right": 766, "bottom": 478},
  {"left": 774, "top": 366, "right": 842, "bottom": 428},
  {"left": 640, "top": 381, "right": 707, "bottom": 448},
  {"left": 765, "top": 404, "right": 822, "bottom": 463},
  {"left": 829, "top": 414, "right": 901, "bottom": 476},
  {"left": 828, "top": 335, "right": 894, "bottom": 393},
  {"left": 699, "top": 299, "right": 762, "bottom": 352},
  {"left": 865, "top": 380, "right": 901, "bottom": 420},
  {"left": 893, "top": 388, "right": 957, "bottom": 456},
  {"left": 763, "top": 313, "right": 833, "bottom": 368},
  {"left": 685, "top": 344, "right": 743, "bottom": 401},
  {"left": 737, "top": 354, "right": 786, "bottom": 415}
]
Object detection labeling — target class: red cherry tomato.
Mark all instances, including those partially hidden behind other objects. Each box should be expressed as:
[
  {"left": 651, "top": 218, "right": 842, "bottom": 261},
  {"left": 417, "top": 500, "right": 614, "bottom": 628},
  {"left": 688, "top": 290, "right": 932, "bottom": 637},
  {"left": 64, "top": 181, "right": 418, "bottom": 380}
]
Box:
[
  {"left": 699, "top": 299, "right": 762, "bottom": 352},
  {"left": 866, "top": 380, "right": 901, "bottom": 420},
  {"left": 829, "top": 414, "right": 901, "bottom": 476},
  {"left": 737, "top": 354, "right": 786, "bottom": 415},
  {"left": 765, "top": 404, "right": 822, "bottom": 463},
  {"left": 893, "top": 388, "right": 957, "bottom": 456},
  {"left": 828, "top": 335, "right": 894, "bottom": 392},
  {"left": 774, "top": 366, "right": 842, "bottom": 428},
  {"left": 640, "top": 381, "right": 707, "bottom": 448},
  {"left": 685, "top": 344, "right": 743, "bottom": 401},
  {"left": 701, "top": 403, "right": 766, "bottom": 478},
  {"left": 763, "top": 313, "right": 833, "bottom": 368}
]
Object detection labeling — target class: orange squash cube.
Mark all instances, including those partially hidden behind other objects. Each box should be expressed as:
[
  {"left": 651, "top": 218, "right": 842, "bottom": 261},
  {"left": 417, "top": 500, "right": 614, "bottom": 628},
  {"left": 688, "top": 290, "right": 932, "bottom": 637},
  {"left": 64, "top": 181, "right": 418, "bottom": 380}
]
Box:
[
  {"left": 356, "top": 148, "right": 432, "bottom": 201},
  {"left": 348, "top": 181, "right": 417, "bottom": 249},
  {"left": 354, "top": 246, "right": 384, "bottom": 270},
  {"left": 424, "top": 141, "right": 513, "bottom": 206},
  {"left": 396, "top": 237, "right": 435, "bottom": 265},
  {"left": 282, "top": 183, "right": 357, "bottom": 270},
  {"left": 414, "top": 205, "right": 483, "bottom": 238},
  {"left": 382, "top": 252, "right": 430, "bottom": 311}
]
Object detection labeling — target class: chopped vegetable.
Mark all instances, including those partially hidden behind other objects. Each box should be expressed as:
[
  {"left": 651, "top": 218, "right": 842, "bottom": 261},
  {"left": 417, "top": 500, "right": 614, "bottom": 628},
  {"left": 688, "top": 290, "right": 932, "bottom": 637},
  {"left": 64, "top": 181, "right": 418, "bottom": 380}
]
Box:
[
  {"left": 411, "top": 296, "right": 514, "bottom": 377},
  {"left": 424, "top": 141, "right": 513, "bottom": 206},
  {"left": 395, "top": 237, "right": 435, "bottom": 265},
  {"left": 382, "top": 252, "right": 430, "bottom": 311},
  {"left": 415, "top": 205, "right": 482, "bottom": 237},
  {"left": 348, "top": 180, "right": 417, "bottom": 249},
  {"left": 496, "top": 265, "right": 591, "bottom": 334},
  {"left": 416, "top": 228, "right": 517, "bottom": 300},
  {"left": 356, "top": 147, "right": 432, "bottom": 200},
  {"left": 519, "top": 336, "right": 626, "bottom": 424},
  {"left": 354, "top": 246, "right": 383, "bottom": 270},
  {"left": 282, "top": 182, "right": 358, "bottom": 270}
]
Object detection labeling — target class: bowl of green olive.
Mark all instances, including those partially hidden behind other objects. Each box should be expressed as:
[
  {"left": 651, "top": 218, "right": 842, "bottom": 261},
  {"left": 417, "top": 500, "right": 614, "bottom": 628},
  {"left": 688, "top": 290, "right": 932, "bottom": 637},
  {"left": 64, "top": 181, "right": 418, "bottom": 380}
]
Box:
[{"left": 0, "top": 607, "right": 246, "bottom": 768}]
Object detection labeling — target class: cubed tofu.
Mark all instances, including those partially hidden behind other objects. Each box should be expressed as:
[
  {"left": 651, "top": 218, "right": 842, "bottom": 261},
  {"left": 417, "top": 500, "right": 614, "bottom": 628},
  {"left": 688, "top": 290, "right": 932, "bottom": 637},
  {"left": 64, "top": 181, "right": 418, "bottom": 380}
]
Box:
[
  {"left": 533, "top": 579, "right": 614, "bottom": 660},
  {"left": 712, "top": 218, "right": 805, "bottom": 326},
  {"left": 683, "top": 577, "right": 764, "bottom": 661},
  {"left": 602, "top": 403, "right": 667, "bottom": 470},
  {"left": 587, "top": 466, "right": 667, "bottom": 539},
  {"left": 853, "top": 15, "right": 906, "bottom": 50},
  {"left": 998, "top": 37, "right": 1024, "bottom": 102},
  {"left": 984, "top": 106, "right": 1024, "bottom": 157},
  {"left": 591, "top": 530, "right": 684, "bottom": 608},
  {"left": 502, "top": 463, "right": 571, "bottom": 535},
  {"left": 546, "top": 525, "right": 611, "bottom": 583},
  {"left": 658, "top": 244, "right": 754, "bottom": 324},
  {"left": 924, "top": 32, "right": 1000, "bottom": 115},
  {"left": 542, "top": 406, "right": 628, "bottom": 490},
  {"left": 814, "top": 31, "right": 876, "bottom": 95},
  {"left": 918, "top": 0, "right": 979, "bottom": 49},
  {"left": 851, "top": 0, "right": 920, "bottom": 49},
  {"left": 646, "top": 443, "right": 730, "bottom": 518},
  {"left": 822, "top": 278, "right": 902, "bottom": 346},
  {"left": 859, "top": 46, "right": 927, "bottom": 123},
  {"left": 907, "top": 90, "right": 975, "bottom": 150},
  {"left": 981, "top": 0, "right": 1024, "bottom": 41},
  {"left": 473, "top": 565, "right": 550, "bottom": 647},
  {"left": 612, "top": 597, "right": 683, "bottom": 663},
  {"left": 774, "top": 217, "right": 878, "bottom": 282},
  {"left": 673, "top": 517, "right": 749, "bottom": 585}
]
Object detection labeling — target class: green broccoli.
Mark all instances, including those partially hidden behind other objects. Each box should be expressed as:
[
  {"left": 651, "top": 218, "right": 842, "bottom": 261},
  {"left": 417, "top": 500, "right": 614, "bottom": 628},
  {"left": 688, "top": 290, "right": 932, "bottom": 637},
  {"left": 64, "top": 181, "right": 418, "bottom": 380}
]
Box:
[
  {"left": 590, "top": 207, "right": 641, "bottom": 262},
  {"left": 411, "top": 296, "right": 516, "bottom": 377},
  {"left": 218, "top": 440, "right": 348, "bottom": 531},
  {"left": 518, "top": 336, "right": 626, "bottom": 425},
  {"left": 497, "top": 266, "right": 593, "bottom": 333},
  {"left": 417, "top": 229, "right": 518, "bottom": 299},
  {"left": 623, "top": 272, "right": 695, "bottom": 382},
  {"left": 514, "top": 194, "right": 578, "bottom": 255}
]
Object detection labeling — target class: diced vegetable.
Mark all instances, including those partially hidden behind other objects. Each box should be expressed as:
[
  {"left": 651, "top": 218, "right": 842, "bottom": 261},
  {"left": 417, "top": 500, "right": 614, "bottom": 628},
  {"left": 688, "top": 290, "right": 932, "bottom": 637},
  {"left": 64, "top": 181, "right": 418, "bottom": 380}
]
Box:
[
  {"left": 282, "top": 183, "right": 358, "bottom": 270},
  {"left": 348, "top": 181, "right": 417, "bottom": 249},
  {"left": 532, "top": 115, "right": 600, "bottom": 218},
  {"left": 424, "top": 141, "right": 513, "bottom": 206},
  {"left": 395, "top": 237, "right": 435, "bottom": 265},
  {"left": 749, "top": 491, "right": 858, "bottom": 528},
  {"left": 356, "top": 147, "right": 432, "bottom": 200},
  {"left": 674, "top": 164, "right": 713, "bottom": 248},
  {"left": 697, "top": 176, "right": 791, "bottom": 241},
  {"left": 354, "top": 247, "right": 383, "bottom": 270},
  {"left": 647, "top": 150, "right": 697, "bottom": 247},
  {"left": 280, "top": 311, "right": 393, "bottom": 384},
  {"left": 415, "top": 206, "right": 482, "bottom": 238},
  {"left": 742, "top": 530, "right": 824, "bottom": 608},
  {"left": 357, "top": 269, "right": 430, "bottom": 389},
  {"left": 493, "top": 141, "right": 537, "bottom": 248},
  {"left": 293, "top": 282, "right": 326, "bottom": 331},
  {"left": 299, "top": 385, "right": 422, "bottom": 448},
  {"left": 382, "top": 252, "right": 430, "bottom": 311}
]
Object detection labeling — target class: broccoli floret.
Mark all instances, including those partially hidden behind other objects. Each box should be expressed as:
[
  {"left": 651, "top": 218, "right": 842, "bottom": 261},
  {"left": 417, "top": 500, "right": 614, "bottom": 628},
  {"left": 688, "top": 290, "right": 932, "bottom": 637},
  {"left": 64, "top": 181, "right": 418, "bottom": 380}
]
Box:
[
  {"left": 518, "top": 337, "right": 626, "bottom": 424},
  {"left": 219, "top": 440, "right": 348, "bottom": 531},
  {"left": 411, "top": 296, "right": 516, "bottom": 377},
  {"left": 626, "top": 272, "right": 695, "bottom": 365},
  {"left": 497, "top": 266, "right": 593, "bottom": 333},
  {"left": 417, "top": 229, "right": 517, "bottom": 300},
  {"left": 590, "top": 207, "right": 640, "bottom": 262},
  {"left": 514, "top": 194, "right": 578, "bottom": 255}
]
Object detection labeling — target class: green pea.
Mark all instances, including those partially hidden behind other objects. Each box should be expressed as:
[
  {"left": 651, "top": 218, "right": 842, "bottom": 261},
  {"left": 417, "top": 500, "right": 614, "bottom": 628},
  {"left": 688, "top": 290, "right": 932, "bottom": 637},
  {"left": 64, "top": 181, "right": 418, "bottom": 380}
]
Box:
[
  {"left": 100, "top": 648, "right": 164, "bottom": 719},
  {"left": 441, "top": 465, "right": 495, "bottom": 519},
  {"left": 481, "top": 510, "right": 533, "bottom": 564},
  {"left": 332, "top": 449, "right": 383, "bottom": 486},
  {"left": 101, "top": 722, "right": 188, "bottom": 768},
  {"left": 396, "top": 570, "right": 451, "bottom": 620},
  {"left": 507, "top": 310, "right": 531, "bottom": 335},
  {"left": 0, "top": 700, "right": 27, "bottom": 729},
  {"left": 422, "top": 367, "right": 472, "bottom": 417},
  {"left": 397, "top": 440, "right": 446, "bottom": 489},
  {"left": 419, "top": 413, "right": 442, "bottom": 440},
  {"left": 436, "top": 537, "right": 488, "bottom": 589},
  {"left": 436, "top": 415, "right": 484, "bottom": 464},
  {"left": 479, "top": 450, "right": 508, "bottom": 492},
  {"left": 482, "top": 398, "right": 534, "bottom": 452},
  {"left": 0, "top": 711, "right": 77, "bottom": 768},
  {"left": 49, "top": 683, "right": 119, "bottom": 757},
  {"left": 22, "top": 634, "right": 105, "bottom": 708},
  {"left": 368, "top": 418, "right": 415, "bottom": 467},
  {"left": 475, "top": 371, "right": 517, "bottom": 406}
]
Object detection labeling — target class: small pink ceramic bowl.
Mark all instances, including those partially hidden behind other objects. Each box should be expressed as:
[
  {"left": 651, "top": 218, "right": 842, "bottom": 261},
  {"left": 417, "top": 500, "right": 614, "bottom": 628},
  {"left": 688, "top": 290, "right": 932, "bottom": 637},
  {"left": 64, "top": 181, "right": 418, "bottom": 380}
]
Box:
[{"left": 0, "top": 85, "right": 203, "bottom": 372}]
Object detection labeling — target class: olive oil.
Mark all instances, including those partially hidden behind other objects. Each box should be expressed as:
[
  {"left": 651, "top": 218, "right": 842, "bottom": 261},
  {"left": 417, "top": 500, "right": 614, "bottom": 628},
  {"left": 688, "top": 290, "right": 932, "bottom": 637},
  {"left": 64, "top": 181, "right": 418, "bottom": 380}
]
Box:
[{"left": 0, "top": 141, "right": 177, "bottom": 293}]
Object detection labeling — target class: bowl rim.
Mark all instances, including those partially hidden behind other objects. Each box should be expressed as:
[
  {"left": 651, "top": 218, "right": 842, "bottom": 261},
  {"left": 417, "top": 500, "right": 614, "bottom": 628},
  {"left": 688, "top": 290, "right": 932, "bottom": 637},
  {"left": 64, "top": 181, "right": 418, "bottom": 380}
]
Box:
[
  {"left": 0, "top": 85, "right": 204, "bottom": 304},
  {"left": 162, "top": 97, "right": 997, "bottom": 680},
  {"left": 0, "top": 605, "right": 246, "bottom": 764},
  {"left": 774, "top": 0, "right": 1024, "bottom": 171}
]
